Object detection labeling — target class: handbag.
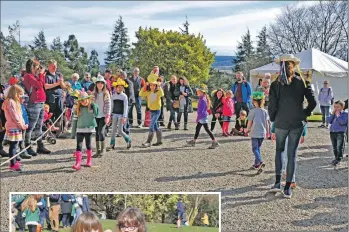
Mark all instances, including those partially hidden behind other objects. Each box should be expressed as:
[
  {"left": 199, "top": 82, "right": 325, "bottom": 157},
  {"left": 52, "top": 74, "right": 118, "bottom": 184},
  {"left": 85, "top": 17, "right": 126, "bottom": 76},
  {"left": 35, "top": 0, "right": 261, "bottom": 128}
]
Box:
[{"left": 172, "top": 100, "right": 180, "bottom": 109}]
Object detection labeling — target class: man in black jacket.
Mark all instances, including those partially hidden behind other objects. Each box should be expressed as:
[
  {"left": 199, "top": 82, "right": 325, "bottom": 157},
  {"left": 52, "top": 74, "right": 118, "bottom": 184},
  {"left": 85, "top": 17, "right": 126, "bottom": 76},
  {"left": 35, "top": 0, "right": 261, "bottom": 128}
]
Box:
[{"left": 268, "top": 54, "right": 316, "bottom": 198}]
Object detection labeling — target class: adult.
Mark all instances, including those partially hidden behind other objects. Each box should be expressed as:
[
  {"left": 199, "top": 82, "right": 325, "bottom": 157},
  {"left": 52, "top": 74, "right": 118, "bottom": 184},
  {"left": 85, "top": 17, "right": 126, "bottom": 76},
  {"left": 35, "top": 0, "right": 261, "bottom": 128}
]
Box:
[
  {"left": 210, "top": 89, "right": 224, "bottom": 132},
  {"left": 23, "top": 58, "right": 51, "bottom": 155},
  {"left": 104, "top": 68, "right": 112, "bottom": 90},
  {"left": 164, "top": 75, "right": 180, "bottom": 130},
  {"left": 81, "top": 72, "right": 93, "bottom": 91},
  {"left": 69, "top": 73, "right": 82, "bottom": 91},
  {"left": 119, "top": 71, "right": 135, "bottom": 135},
  {"left": 81, "top": 195, "right": 90, "bottom": 212},
  {"left": 255, "top": 78, "right": 263, "bottom": 91},
  {"left": 231, "top": 71, "right": 252, "bottom": 119},
  {"left": 176, "top": 76, "right": 193, "bottom": 130},
  {"left": 48, "top": 194, "right": 61, "bottom": 232},
  {"left": 177, "top": 198, "right": 185, "bottom": 229},
  {"left": 269, "top": 54, "right": 316, "bottom": 198},
  {"left": 0, "top": 85, "right": 9, "bottom": 157},
  {"left": 129, "top": 67, "right": 145, "bottom": 128},
  {"left": 255, "top": 74, "right": 271, "bottom": 110},
  {"left": 60, "top": 194, "right": 73, "bottom": 228},
  {"left": 318, "top": 80, "right": 334, "bottom": 128}
]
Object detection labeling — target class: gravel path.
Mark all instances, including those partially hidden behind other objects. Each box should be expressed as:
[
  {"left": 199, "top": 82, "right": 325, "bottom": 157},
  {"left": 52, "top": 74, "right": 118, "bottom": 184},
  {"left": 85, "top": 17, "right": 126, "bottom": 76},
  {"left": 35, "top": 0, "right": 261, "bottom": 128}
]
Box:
[{"left": 1, "top": 109, "right": 348, "bottom": 231}]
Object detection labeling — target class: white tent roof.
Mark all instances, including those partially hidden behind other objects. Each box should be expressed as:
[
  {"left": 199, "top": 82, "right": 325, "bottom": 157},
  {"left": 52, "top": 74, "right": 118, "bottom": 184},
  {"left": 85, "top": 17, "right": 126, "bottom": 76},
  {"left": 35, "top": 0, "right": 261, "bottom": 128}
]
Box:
[{"left": 250, "top": 48, "right": 348, "bottom": 77}]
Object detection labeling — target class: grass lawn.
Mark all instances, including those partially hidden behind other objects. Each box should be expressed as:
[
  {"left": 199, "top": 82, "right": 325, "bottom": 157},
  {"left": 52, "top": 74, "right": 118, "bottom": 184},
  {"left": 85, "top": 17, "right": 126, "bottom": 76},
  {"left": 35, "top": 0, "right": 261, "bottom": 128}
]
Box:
[
  {"left": 42, "top": 219, "right": 219, "bottom": 232},
  {"left": 307, "top": 114, "right": 322, "bottom": 122}
]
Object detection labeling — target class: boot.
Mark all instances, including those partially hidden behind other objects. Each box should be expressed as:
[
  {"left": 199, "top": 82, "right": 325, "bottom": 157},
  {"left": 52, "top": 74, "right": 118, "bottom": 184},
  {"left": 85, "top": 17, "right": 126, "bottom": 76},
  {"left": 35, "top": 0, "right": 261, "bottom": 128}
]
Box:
[
  {"left": 9, "top": 161, "right": 22, "bottom": 172},
  {"left": 175, "top": 123, "right": 179, "bottom": 130},
  {"left": 184, "top": 123, "right": 188, "bottom": 131},
  {"left": 167, "top": 122, "right": 172, "bottom": 130},
  {"left": 208, "top": 141, "right": 220, "bottom": 149},
  {"left": 186, "top": 140, "right": 196, "bottom": 147},
  {"left": 86, "top": 149, "right": 92, "bottom": 167},
  {"left": 100, "top": 141, "right": 105, "bottom": 156},
  {"left": 0, "top": 149, "right": 9, "bottom": 157},
  {"left": 142, "top": 132, "right": 154, "bottom": 147},
  {"left": 36, "top": 141, "right": 51, "bottom": 154},
  {"left": 26, "top": 143, "right": 37, "bottom": 156},
  {"left": 19, "top": 149, "right": 32, "bottom": 159},
  {"left": 93, "top": 141, "right": 101, "bottom": 158},
  {"left": 72, "top": 151, "right": 82, "bottom": 170},
  {"left": 153, "top": 131, "right": 163, "bottom": 146},
  {"left": 106, "top": 139, "right": 115, "bottom": 152}
]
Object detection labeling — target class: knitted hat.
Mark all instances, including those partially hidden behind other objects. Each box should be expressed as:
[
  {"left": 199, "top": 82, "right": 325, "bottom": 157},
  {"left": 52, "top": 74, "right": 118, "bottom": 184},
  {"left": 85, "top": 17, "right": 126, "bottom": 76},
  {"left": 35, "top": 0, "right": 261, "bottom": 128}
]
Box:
[
  {"left": 95, "top": 76, "right": 106, "bottom": 84},
  {"left": 147, "top": 73, "right": 159, "bottom": 85},
  {"left": 77, "top": 89, "right": 90, "bottom": 101},
  {"left": 251, "top": 91, "right": 265, "bottom": 100},
  {"left": 112, "top": 78, "right": 128, "bottom": 88},
  {"left": 8, "top": 77, "right": 18, "bottom": 85}
]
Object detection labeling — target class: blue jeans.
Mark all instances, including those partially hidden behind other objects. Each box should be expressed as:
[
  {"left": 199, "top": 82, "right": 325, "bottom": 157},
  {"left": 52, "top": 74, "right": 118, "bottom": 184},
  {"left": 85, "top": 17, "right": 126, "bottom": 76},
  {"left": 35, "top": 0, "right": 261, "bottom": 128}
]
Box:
[
  {"left": 72, "top": 208, "right": 82, "bottom": 225},
  {"left": 129, "top": 96, "right": 142, "bottom": 126},
  {"left": 282, "top": 137, "right": 296, "bottom": 182},
  {"left": 320, "top": 105, "right": 330, "bottom": 124},
  {"left": 251, "top": 138, "right": 264, "bottom": 165},
  {"left": 149, "top": 110, "right": 161, "bottom": 132},
  {"left": 25, "top": 103, "right": 44, "bottom": 144},
  {"left": 275, "top": 126, "right": 304, "bottom": 183},
  {"left": 330, "top": 132, "right": 345, "bottom": 161},
  {"left": 39, "top": 209, "right": 50, "bottom": 228}
]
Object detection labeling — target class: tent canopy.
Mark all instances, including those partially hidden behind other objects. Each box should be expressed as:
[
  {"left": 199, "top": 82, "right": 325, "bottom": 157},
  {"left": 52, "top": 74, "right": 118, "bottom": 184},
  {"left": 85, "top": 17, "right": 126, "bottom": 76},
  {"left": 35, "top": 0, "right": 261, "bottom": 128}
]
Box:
[{"left": 250, "top": 48, "right": 348, "bottom": 78}]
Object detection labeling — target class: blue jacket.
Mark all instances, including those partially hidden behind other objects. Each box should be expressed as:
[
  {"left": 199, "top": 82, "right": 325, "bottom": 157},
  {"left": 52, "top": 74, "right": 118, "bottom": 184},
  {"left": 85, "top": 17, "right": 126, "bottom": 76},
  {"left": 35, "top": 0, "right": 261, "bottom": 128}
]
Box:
[
  {"left": 328, "top": 111, "right": 348, "bottom": 133},
  {"left": 231, "top": 81, "right": 252, "bottom": 103},
  {"left": 177, "top": 201, "right": 185, "bottom": 213},
  {"left": 69, "top": 80, "right": 82, "bottom": 91},
  {"left": 21, "top": 104, "right": 29, "bottom": 124}
]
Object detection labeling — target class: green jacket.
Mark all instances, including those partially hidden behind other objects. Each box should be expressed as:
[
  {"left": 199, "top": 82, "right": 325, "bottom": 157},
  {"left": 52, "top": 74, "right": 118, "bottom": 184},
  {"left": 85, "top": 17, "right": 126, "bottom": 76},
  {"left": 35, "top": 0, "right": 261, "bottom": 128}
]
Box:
[
  {"left": 22, "top": 208, "right": 40, "bottom": 223},
  {"left": 75, "top": 103, "right": 98, "bottom": 133},
  {"left": 12, "top": 194, "right": 27, "bottom": 208}
]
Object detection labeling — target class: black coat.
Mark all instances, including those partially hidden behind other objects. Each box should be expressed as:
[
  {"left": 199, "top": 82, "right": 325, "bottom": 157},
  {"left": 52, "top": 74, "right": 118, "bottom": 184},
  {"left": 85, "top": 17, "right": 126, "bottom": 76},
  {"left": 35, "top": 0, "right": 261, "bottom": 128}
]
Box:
[
  {"left": 268, "top": 75, "right": 317, "bottom": 130},
  {"left": 124, "top": 78, "right": 135, "bottom": 104},
  {"left": 164, "top": 82, "right": 180, "bottom": 111}
]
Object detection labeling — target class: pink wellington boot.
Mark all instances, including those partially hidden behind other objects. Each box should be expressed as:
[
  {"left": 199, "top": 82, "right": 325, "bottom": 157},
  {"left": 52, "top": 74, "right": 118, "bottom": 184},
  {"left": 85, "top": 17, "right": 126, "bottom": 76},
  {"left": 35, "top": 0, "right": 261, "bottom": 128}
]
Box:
[
  {"left": 72, "top": 151, "right": 82, "bottom": 170},
  {"left": 86, "top": 149, "right": 92, "bottom": 167},
  {"left": 9, "top": 161, "right": 22, "bottom": 172}
]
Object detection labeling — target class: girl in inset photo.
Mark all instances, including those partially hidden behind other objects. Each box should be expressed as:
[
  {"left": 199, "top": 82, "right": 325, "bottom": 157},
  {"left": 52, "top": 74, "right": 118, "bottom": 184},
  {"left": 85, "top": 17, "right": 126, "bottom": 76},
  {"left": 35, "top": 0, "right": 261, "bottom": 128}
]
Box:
[
  {"left": 72, "top": 211, "right": 104, "bottom": 232},
  {"left": 117, "top": 207, "right": 147, "bottom": 232}
]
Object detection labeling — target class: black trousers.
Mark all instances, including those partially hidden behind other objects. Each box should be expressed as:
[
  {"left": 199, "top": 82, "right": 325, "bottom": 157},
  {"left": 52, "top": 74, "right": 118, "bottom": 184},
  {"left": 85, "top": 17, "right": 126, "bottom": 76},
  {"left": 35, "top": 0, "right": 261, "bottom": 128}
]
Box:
[
  {"left": 76, "top": 133, "right": 92, "bottom": 151},
  {"left": 15, "top": 208, "right": 25, "bottom": 230},
  {"left": 27, "top": 225, "right": 37, "bottom": 232},
  {"left": 211, "top": 113, "right": 223, "bottom": 131},
  {"left": 235, "top": 102, "right": 250, "bottom": 119},
  {"left": 194, "top": 123, "right": 215, "bottom": 140},
  {"left": 95, "top": 117, "right": 106, "bottom": 141}
]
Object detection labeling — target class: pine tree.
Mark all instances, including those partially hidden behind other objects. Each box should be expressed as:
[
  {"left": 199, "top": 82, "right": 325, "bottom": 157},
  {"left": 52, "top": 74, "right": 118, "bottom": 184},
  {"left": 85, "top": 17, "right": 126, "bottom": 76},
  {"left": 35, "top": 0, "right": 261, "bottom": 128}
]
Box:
[
  {"left": 51, "top": 36, "right": 63, "bottom": 53},
  {"left": 0, "top": 44, "right": 11, "bottom": 83},
  {"left": 256, "top": 26, "right": 272, "bottom": 66},
  {"left": 105, "top": 16, "right": 130, "bottom": 69},
  {"left": 88, "top": 49, "right": 100, "bottom": 77},
  {"left": 30, "top": 30, "right": 47, "bottom": 50},
  {"left": 63, "top": 34, "right": 88, "bottom": 76},
  {"left": 179, "top": 15, "right": 189, "bottom": 35}
]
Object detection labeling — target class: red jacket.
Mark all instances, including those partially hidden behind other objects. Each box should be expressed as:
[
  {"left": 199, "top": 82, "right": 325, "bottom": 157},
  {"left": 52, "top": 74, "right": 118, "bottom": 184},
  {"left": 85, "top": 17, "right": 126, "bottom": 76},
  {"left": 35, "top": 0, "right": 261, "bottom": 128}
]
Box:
[
  {"left": 222, "top": 97, "right": 235, "bottom": 117},
  {"left": 23, "top": 73, "right": 46, "bottom": 104}
]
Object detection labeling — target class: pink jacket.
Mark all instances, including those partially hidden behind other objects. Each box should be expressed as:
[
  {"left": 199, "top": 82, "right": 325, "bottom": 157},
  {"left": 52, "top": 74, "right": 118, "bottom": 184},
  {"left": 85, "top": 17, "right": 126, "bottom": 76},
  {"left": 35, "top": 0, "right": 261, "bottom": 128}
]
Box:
[
  {"left": 222, "top": 97, "right": 235, "bottom": 117},
  {"left": 2, "top": 99, "right": 25, "bottom": 131}
]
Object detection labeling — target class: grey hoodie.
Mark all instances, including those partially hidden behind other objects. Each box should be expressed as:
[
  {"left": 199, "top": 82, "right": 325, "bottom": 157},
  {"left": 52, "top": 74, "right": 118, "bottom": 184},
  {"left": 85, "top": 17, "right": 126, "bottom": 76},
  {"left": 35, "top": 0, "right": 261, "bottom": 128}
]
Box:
[{"left": 318, "top": 87, "right": 333, "bottom": 106}]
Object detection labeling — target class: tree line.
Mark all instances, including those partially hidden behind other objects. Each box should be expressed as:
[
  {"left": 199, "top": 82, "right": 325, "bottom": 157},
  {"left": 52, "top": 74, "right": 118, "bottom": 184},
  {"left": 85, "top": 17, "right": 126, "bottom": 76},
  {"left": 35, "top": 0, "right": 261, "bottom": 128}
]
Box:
[{"left": 88, "top": 194, "right": 219, "bottom": 227}]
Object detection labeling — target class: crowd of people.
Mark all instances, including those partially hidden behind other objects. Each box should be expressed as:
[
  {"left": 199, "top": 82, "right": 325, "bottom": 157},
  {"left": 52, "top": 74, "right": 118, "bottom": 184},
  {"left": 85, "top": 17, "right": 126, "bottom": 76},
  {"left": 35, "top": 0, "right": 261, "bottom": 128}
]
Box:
[{"left": 1, "top": 54, "right": 348, "bottom": 199}]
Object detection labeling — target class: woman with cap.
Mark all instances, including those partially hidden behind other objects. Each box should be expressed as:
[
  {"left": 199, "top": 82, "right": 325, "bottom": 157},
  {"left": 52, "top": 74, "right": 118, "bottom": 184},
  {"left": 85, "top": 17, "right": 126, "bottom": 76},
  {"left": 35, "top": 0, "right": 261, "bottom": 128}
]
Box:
[
  {"left": 92, "top": 76, "right": 111, "bottom": 158},
  {"left": 107, "top": 78, "right": 132, "bottom": 151},
  {"left": 139, "top": 74, "right": 164, "bottom": 147},
  {"left": 186, "top": 85, "right": 219, "bottom": 149},
  {"left": 72, "top": 89, "right": 99, "bottom": 170}
]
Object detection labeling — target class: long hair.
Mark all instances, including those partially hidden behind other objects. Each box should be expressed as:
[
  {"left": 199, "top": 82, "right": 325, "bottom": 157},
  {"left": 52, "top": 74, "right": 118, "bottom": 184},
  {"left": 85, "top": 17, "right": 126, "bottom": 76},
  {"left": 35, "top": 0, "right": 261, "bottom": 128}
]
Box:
[
  {"left": 25, "top": 58, "right": 40, "bottom": 74},
  {"left": 252, "top": 98, "right": 265, "bottom": 108},
  {"left": 21, "top": 195, "right": 37, "bottom": 212},
  {"left": 94, "top": 81, "right": 109, "bottom": 101},
  {"left": 117, "top": 207, "right": 147, "bottom": 232},
  {"left": 72, "top": 212, "right": 104, "bottom": 232},
  {"left": 75, "top": 99, "right": 91, "bottom": 117},
  {"left": 2, "top": 85, "right": 23, "bottom": 113}
]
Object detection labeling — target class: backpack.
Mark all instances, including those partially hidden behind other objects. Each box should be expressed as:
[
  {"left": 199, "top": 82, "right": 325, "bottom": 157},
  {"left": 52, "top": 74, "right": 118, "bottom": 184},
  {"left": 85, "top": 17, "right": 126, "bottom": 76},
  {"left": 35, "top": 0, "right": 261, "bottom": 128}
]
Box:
[{"left": 320, "top": 88, "right": 334, "bottom": 105}]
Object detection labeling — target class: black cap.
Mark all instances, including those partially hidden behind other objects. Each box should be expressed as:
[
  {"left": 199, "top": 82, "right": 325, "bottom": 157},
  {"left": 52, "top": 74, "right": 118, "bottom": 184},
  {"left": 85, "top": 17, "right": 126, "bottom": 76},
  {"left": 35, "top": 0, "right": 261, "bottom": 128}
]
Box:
[{"left": 105, "top": 68, "right": 112, "bottom": 74}]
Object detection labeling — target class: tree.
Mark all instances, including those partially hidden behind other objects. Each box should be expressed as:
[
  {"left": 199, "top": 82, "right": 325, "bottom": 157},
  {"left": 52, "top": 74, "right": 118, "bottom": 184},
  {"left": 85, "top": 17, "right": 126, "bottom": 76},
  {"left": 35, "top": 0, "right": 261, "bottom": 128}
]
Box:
[
  {"left": 0, "top": 44, "right": 11, "bottom": 83},
  {"left": 105, "top": 16, "right": 131, "bottom": 70},
  {"left": 30, "top": 30, "right": 47, "bottom": 50},
  {"left": 88, "top": 49, "right": 100, "bottom": 77},
  {"left": 179, "top": 15, "right": 190, "bottom": 35},
  {"left": 130, "top": 27, "right": 215, "bottom": 85},
  {"left": 63, "top": 34, "right": 88, "bottom": 77},
  {"left": 256, "top": 26, "right": 273, "bottom": 66},
  {"left": 51, "top": 36, "right": 63, "bottom": 53},
  {"left": 206, "top": 68, "right": 234, "bottom": 93}
]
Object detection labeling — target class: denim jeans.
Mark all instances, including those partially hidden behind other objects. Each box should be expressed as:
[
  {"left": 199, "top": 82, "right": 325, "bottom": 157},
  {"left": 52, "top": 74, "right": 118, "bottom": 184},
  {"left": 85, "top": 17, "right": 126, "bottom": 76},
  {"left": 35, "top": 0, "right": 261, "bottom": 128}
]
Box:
[
  {"left": 330, "top": 132, "right": 345, "bottom": 161},
  {"left": 275, "top": 126, "right": 304, "bottom": 183},
  {"left": 39, "top": 209, "right": 50, "bottom": 228},
  {"left": 129, "top": 96, "right": 142, "bottom": 126},
  {"left": 320, "top": 105, "right": 330, "bottom": 124},
  {"left": 62, "top": 213, "right": 70, "bottom": 227},
  {"left": 72, "top": 208, "right": 82, "bottom": 226},
  {"left": 251, "top": 138, "right": 264, "bottom": 165},
  {"left": 25, "top": 103, "right": 44, "bottom": 144},
  {"left": 9, "top": 141, "right": 19, "bottom": 166},
  {"left": 149, "top": 110, "right": 161, "bottom": 132},
  {"left": 282, "top": 137, "right": 296, "bottom": 182}
]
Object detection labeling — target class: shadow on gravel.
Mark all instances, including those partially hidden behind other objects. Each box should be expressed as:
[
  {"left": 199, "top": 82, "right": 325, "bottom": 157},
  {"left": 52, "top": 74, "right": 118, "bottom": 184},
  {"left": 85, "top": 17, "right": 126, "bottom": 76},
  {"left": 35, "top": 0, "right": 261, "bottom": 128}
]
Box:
[
  {"left": 297, "top": 144, "right": 332, "bottom": 151},
  {"left": 19, "top": 157, "right": 73, "bottom": 165},
  {"left": 0, "top": 167, "right": 74, "bottom": 178},
  {"left": 154, "top": 170, "right": 237, "bottom": 182}
]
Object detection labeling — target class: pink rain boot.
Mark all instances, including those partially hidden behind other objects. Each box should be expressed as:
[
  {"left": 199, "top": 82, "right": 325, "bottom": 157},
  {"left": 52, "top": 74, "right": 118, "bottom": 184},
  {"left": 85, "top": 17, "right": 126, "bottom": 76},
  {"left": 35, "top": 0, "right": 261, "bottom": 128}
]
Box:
[
  {"left": 9, "top": 161, "right": 22, "bottom": 172},
  {"left": 86, "top": 149, "right": 92, "bottom": 167},
  {"left": 72, "top": 151, "right": 82, "bottom": 170}
]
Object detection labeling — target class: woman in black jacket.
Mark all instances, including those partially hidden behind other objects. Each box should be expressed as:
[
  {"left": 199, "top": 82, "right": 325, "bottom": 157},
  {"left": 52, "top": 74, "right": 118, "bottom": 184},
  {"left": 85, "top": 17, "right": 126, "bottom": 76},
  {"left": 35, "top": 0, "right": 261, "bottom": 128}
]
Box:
[
  {"left": 176, "top": 77, "right": 193, "bottom": 130},
  {"left": 210, "top": 89, "right": 224, "bottom": 132}
]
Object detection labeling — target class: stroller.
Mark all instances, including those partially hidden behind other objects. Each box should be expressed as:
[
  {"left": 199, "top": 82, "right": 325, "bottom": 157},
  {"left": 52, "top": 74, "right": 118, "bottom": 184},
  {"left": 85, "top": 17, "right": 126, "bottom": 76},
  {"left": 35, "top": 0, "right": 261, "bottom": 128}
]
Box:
[{"left": 42, "top": 116, "right": 57, "bottom": 145}]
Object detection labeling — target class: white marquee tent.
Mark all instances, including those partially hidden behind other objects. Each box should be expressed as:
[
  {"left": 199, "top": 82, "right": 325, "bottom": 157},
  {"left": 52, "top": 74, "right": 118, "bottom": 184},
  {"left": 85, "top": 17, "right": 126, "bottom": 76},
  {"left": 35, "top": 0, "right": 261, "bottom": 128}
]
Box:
[{"left": 250, "top": 48, "right": 348, "bottom": 113}]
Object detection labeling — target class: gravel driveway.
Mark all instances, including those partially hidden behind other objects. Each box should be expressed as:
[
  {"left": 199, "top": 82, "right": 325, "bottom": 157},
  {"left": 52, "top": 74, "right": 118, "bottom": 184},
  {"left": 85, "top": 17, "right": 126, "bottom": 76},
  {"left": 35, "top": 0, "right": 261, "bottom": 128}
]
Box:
[{"left": 1, "top": 109, "right": 348, "bottom": 231}]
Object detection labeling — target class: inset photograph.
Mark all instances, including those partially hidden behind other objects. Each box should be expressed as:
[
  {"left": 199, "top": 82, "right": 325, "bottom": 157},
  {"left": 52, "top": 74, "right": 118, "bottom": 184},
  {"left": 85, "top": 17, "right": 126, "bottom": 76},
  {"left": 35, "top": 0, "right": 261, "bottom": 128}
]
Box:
[{"left": 10, "top": 192, "right": 220, "bottom": 232}]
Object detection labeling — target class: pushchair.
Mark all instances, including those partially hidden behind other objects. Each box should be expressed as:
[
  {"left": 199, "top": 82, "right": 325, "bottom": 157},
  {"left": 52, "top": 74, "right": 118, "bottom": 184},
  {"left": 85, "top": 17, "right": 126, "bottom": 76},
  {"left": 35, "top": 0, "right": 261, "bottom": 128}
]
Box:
[{"left": 42, "top": 121, "right": 57, "bottom": 145}]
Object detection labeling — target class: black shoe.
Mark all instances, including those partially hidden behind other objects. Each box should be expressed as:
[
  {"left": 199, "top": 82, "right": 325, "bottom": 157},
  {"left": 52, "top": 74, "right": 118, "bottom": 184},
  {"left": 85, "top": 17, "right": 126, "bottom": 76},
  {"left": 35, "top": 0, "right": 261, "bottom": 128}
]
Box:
[
  {"left": 20, "top": 153, "right": 32, "bottom": 159},
  {"left": 0, "top": 149, "right": 9, "bottom": 157},
  {"left": 37, "top": 146, "right": 51, "bottom": 154},
  {"left": 27, "top": 147, "right": 38, "bottom": 156},
  {"left": 159, "top": 122, "right": 165, "bottom": 127},
  {"left": 153, "top": 142, "right": 163, "bottom": 146}
]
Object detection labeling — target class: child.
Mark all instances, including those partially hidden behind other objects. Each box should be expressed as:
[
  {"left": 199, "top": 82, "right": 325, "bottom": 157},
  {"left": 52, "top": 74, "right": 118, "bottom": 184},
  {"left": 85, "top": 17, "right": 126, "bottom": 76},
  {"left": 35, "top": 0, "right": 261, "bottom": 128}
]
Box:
[
  {"left": 21, "top": 195, "right": 40, "bottom": 232},
  {"left": 72, "top": 90, "right": 99, "bottom": 170},
  {"left": 18, "top": 94, "right": 32, "bottom": 159},
  {"left": 244, "top": 92, "right": 270, "bottom": 170},
  {"left": 43, "top": 104, "right": 59, "bottom": 131},
  {"left": 2, "top": 85, "right": 28, "bottom": 172},
  {"left": 72, "top": 194, "right": 83, "bottom": 226},
  {"left": 201, "top": 213, "right": 209, "bottom": 227},
  {"left": 221, "top": 90, "right": 234, "bottom": 136},
  {"left": 117, "top": 207, "right": 147, "bottom": 232},
  {"left": 107, "top": 78, "right": 131, "bottom": 151},
  {"left": 231, "top": 110, "right": 249, "bottom": 136},
  {"left": 328, "top": 100, "right": 348, "bottom": 166},
  {"left": 72, "top": 211, "right": 104, "bottom": 232},
  {"left": 37, "top": 195, "right": 50, "bottom": 230},
  {"left": 186, "top": 85, "right": 219, "bottom": 149},
  {"left": 92, "top": 76, "right": 111, "bottom": 157},
  {"left": 139, "top": 74, "right": 164, "bottom": 147}
]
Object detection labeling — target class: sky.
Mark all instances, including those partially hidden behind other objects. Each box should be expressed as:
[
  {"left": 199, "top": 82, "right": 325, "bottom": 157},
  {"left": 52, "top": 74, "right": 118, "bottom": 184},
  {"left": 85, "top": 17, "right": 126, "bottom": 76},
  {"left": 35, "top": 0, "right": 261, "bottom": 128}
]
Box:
[{"left": 1, "top": 1, "right": 319, "bottom": 62}]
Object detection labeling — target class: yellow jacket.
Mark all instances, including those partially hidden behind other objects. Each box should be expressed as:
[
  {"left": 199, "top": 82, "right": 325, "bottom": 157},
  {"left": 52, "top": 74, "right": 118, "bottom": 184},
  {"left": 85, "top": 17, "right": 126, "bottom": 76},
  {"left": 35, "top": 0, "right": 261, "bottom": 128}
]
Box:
[
  {"left": 201, "top": 214, "right": 209, "bottom": 225},
  {"left": 139, "top": 88, "right": 164, "bottom": 111}
]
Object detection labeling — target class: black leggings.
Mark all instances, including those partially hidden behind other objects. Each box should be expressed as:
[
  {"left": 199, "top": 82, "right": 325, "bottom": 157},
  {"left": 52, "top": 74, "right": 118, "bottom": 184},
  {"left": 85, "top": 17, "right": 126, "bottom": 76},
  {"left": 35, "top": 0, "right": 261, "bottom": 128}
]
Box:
[
  {"left": 211, "top": 114, "right": 223, "bottom": 131},
  {"left": 95, "top": 117, "right": 106, "bottom": 141},
  {"left": 76, "top": 133, "right": 92, "bottom": 151},
  {"left": 0, "top": 130, "right": 5, "bottom": 150},
  {"left": 194, "top": 123, "right": 215, "bottom": 140},
  {"left": 27, "top": 225, "right": 37, "bottom": 232}
]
